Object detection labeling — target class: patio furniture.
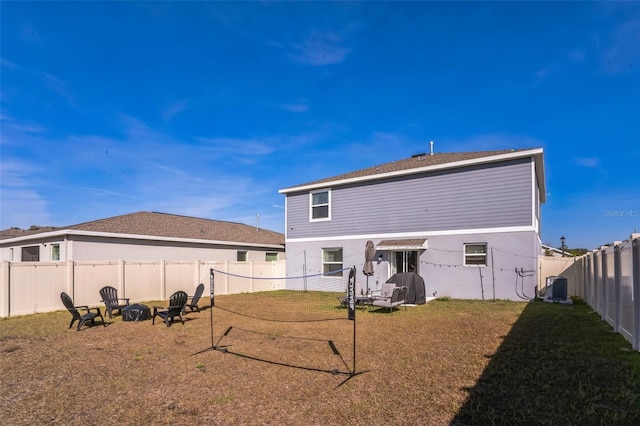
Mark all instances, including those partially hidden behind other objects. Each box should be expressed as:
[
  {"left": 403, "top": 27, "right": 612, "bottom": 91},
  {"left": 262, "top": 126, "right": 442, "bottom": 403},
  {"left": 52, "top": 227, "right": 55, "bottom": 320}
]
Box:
[
  {"left": 152, "top": 291, "right": 188, "bottom": 327},
  {"left": 339, "top": 294, "right": 375, "bottom": 310},
  {"left": 99, "top": 286, "right": 130, "bottom": 319},
  {"left": 338, "top": 294, "right": 348, "bottom": 307},
  {"left": 385, "top": 272, "right": 427, "bottom": 304},
  {"left": 184, "top": 283, "right": 205, "bottom": 313},
  {"left": 122, "top": 303, "right": 151, "bottom": 321},
  {"left": 60, "top": 292, "right": 106, "bottom": 331},
  {"left": 370, "top": 284, "right": 407, "bottom": 313}
]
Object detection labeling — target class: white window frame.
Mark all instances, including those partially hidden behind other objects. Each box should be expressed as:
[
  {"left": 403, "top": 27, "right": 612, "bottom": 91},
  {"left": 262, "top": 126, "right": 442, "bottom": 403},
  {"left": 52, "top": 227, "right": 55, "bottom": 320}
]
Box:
[
  {"left": 464, "top": 243, "right": 487, "bottom": 266},
  {"left": 309, "top": 189, "right": 331, "bottom": 222},
  {"left": 322, "top": 247, "right": 343, "bottom": 277},
  {"left": 51, "top": 244, "right": 61, "bottom": 261},
  {"left": 21, "top": 246, "right": 40, "bottom": 262},
  {"left": 391, "top": 250, "right": 419, "bottom": 274},
  {"left": 265, "top": 252, "right": 278, "bottom": 262},
  {"left": 237, "top": 250, "right": 248, "bottom": 262}
]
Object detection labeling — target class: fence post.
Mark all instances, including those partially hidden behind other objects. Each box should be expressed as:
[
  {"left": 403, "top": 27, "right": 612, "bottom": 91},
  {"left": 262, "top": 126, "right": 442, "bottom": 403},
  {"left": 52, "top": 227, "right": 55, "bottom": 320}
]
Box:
[
  {"left": 67, "top": 260, "right": 75, "bottom": 300},
  {"left": 0, "top": 261, "right": 9, "bottom": 317},
  {"left": 601, "top": 248, "right": 608, "bottom": 322},
  {"left": 119, "top": 260, "right": 125, "bottom": 299},
  {"left": 586, "top": 254, "right": 591, "bottom": 305},
  {"left": 195, "top": 259, "right": 201, "bottom": 289},
  {"left": 572, "top": 257, "right": 579, "bottom": 298},
  {"left": 224, "top": 261, "right": 229, "bottom": 295},
  {"left": 250, "top": 260, "right": 254, "bottom": 293},
  {"left": 160, "top": 260, "right": 166, "bottom": 300},
  {"left": 593, "top": 251, "right": 599, "bottom": 315},
  {"left": 633, "top": 237, "right": 640, "bottom": 351},
  {"left": 613, "top": 244, "right": 622, "bottom": 333}
]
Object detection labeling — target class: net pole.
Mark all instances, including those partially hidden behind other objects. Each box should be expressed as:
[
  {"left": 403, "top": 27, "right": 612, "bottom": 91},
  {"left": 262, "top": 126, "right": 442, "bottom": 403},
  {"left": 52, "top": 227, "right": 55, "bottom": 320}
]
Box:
[
  {"left": 210, "top": 268, "right": 215, "bottom": 349},
  {"left": 348, "top": 266, "right": 356, "bottom": 375}
]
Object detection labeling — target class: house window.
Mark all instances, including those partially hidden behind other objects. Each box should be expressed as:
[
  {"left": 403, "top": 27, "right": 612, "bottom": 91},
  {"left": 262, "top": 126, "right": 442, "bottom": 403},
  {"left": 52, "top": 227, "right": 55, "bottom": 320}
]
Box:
[
  {"left": 237, "top": 251, "right": 248, "bottom": 262},
  {"left": 392, "top": 251, "right": 419, "bottom": 274},
  {"left": 22, "top": 246, "right": 40, "bottom": 261},
  {"left": 322, "top": 247, "right": 343, "bottom": 277},
  {"left": 266, "top": 252, "right": 278, "bottom": 262},
  {"left": 51, "top": 244, "right": 60, "bottom": 261},
  {"left": 464, "top": 243, "right": 487, "bottom": 266},
  {"left": 310, "top": 189, "right": 330, "bottom": 221}
]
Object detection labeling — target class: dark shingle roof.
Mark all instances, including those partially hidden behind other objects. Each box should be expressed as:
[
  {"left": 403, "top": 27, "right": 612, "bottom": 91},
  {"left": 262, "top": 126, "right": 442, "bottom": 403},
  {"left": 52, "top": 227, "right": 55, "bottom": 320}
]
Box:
[
  {"left": 281, "top": 149, "right": 529, "bottom": 191},
  {"left": 377, "top": 239, "right": 428, "bottom": 248},
  {"left": 1, "top": 212, "right": 284, "bottom": 246},
  {"left": 0, "top": 226, "right": 60, "bottom": 239}
]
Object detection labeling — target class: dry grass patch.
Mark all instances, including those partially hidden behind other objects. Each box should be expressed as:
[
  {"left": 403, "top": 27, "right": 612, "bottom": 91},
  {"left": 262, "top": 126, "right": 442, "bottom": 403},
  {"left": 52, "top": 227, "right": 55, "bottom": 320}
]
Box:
[{"left": 1, "top": 296, "right": 638, "bottom": 425}]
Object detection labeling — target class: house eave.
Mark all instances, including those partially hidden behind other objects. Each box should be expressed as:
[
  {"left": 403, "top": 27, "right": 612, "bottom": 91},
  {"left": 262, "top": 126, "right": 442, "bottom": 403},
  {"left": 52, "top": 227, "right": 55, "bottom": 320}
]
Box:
[
  {"left": 279, "top": 148, "right": 545, "bottom": 195},
  {"left": 0, "top": 229, "right": 285, "bottom": 250}
]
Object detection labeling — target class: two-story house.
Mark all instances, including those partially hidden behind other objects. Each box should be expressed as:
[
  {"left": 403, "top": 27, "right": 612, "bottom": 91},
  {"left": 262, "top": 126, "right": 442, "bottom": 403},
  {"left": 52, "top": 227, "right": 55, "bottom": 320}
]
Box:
[{"left": 278, "top": 148, "right": 545, "bottom": 300}]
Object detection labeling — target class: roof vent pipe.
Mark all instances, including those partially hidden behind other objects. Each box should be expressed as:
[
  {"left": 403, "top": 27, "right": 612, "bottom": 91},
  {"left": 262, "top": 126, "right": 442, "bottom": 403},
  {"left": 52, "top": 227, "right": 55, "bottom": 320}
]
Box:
[{"left": 430, "top": 141, "right": 434, "bottom": 155}]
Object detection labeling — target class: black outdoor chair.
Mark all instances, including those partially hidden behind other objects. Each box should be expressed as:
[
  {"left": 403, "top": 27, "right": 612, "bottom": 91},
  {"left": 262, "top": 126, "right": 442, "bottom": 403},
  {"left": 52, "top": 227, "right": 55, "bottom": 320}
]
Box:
[
  {"left": 99, "top": 285, "right": 130, "bottom": 319},
  {"left": 60, "top": 292, "right": 105, "bottom": 331},
  {"left": 184, "top": 283, "right": 205, "bottom": 313},
  {"left": 152, "top": 291, "right": 188, "bottom": 327}
]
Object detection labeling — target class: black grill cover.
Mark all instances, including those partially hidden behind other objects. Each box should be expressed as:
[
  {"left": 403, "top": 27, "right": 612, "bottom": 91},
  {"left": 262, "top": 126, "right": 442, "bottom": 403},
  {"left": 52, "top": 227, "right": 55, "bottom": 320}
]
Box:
[{"left": 386, "top": 272, "right": 426, "bottom": 305}]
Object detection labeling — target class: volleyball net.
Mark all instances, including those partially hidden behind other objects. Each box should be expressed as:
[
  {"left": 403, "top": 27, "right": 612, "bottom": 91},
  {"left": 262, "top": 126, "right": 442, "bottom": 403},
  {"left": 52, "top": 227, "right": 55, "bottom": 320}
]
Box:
[
  {"left": 210, "top": 266, "right": 356, "bottom": 322},
  {"left": 202, "top": 266, "right": 358, "bottom": 378}
]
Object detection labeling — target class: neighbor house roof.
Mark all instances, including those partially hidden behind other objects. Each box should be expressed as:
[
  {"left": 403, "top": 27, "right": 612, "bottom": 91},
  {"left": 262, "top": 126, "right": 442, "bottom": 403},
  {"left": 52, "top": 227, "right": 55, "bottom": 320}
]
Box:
[
  {"left": 279, "top": 148, "right": 545, "bottom": 202},
  {"left": 0, "top": 211, "right": 285, "bottom": 248}
]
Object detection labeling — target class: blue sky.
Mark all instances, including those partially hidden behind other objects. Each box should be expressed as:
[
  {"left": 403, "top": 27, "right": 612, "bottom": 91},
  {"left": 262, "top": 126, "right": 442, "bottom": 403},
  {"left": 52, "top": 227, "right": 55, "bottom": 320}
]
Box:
[{"left": 1, "top": 1, "right": 638, "bottom": 250}]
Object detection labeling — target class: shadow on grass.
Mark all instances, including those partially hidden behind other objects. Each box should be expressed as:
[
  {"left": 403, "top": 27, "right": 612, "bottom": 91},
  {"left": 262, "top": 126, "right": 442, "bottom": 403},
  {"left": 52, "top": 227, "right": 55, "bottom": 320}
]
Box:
[
  {"left": 192, "top": 323, "right": 365, "bottom": 389},
  {"left": 451, "top": 298, "right": 640, "bottom": 425},
  {"left": 150, "top": 316, "right": 197, "bottom": 327}
]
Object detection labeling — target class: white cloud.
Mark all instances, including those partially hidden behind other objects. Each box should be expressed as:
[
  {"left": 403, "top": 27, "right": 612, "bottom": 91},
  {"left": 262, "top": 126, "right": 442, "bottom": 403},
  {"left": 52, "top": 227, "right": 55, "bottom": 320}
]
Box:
[
  {"left": 601, "top": 17, "right": 640, "bottom": 74},
  {"left": 574, "top": 157, "right": 600, "bottom": 168},
  {"left": 0, "top": 111, "right": 293, "bottom": 231},
  {"left": 534, "top": 49, "right": 586, "bottom": 83},
  {"left": 0, "top": 115, "right": 47, "bottom": 136},
  {"left": 39, "top": 72, "right": 75, "bottom": 104},
  {"left": 161, "top": 99, "right": 189, "bottom": 123},
  {"left": 279, "top": 103, "right": 309, "bottom": 113},
  {"left": 0, "top": 160, "right": 50, "bottom": 228},
  {"left": 0, "top": 57, "right": 18, "bottom": 69},
  {"left": 195, "top": 131, "right": 322, "bottom": 158},
  {"left": 370, "top": 132, "right": 405, "bottom": 145},
  {"left": 0, "top": 189, "right": 50, "bottom": 229},
  {"left": 288, "top": 31, "right": 352, "bottom": 66},
  {"left": 568, "top": 49, "right": 586, "bottom": 63},
  {"left": 195, "top": 137, "right": 275, "bottom": 158}
]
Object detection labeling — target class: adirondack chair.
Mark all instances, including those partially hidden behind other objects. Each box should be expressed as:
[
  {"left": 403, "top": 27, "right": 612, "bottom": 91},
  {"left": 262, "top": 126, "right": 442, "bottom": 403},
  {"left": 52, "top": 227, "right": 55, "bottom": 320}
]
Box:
[
  {"left": 61, "top": 292, "right": 105, "bottom": 331},
  {"left": 99, "top": 286, "right": 130, "bottom": 318},
  {"left": 184, "top": 283, "right": 205, "bottom": 313},
  {"left": 152, "top": 291, "right": 188, "bottom": 327}
]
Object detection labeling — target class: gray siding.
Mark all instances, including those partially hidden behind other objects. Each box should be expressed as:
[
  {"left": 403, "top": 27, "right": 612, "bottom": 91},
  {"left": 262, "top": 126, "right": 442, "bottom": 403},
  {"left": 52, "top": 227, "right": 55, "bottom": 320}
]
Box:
[
  {"left": 284, "top": 230, "right": 540, "bottom": 301},
  {"left": 286, "top": 158, "right": 533, "bottom": 239}
]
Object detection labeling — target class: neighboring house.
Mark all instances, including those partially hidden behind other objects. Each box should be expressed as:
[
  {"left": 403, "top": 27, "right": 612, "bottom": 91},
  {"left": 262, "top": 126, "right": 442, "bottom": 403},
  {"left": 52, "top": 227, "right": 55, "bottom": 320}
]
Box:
[
  {"left": 541, "top": 244, "right": 571, "bottom": 257},
  {"left": 278, "top": 148, "right": 545, "bottom": 300},
  {"left": 0, "top": 211, "right": 285, "bottom": 263}
]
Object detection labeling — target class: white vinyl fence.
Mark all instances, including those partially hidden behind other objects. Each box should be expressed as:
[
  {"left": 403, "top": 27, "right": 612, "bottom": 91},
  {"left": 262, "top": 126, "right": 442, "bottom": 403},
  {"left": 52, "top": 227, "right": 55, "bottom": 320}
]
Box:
[
  {"left": 0, "top": 259, "right": 286, "bottom": 318},
  {"left": 538, "top": 234, "right": 640, "bottom": 351}
]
